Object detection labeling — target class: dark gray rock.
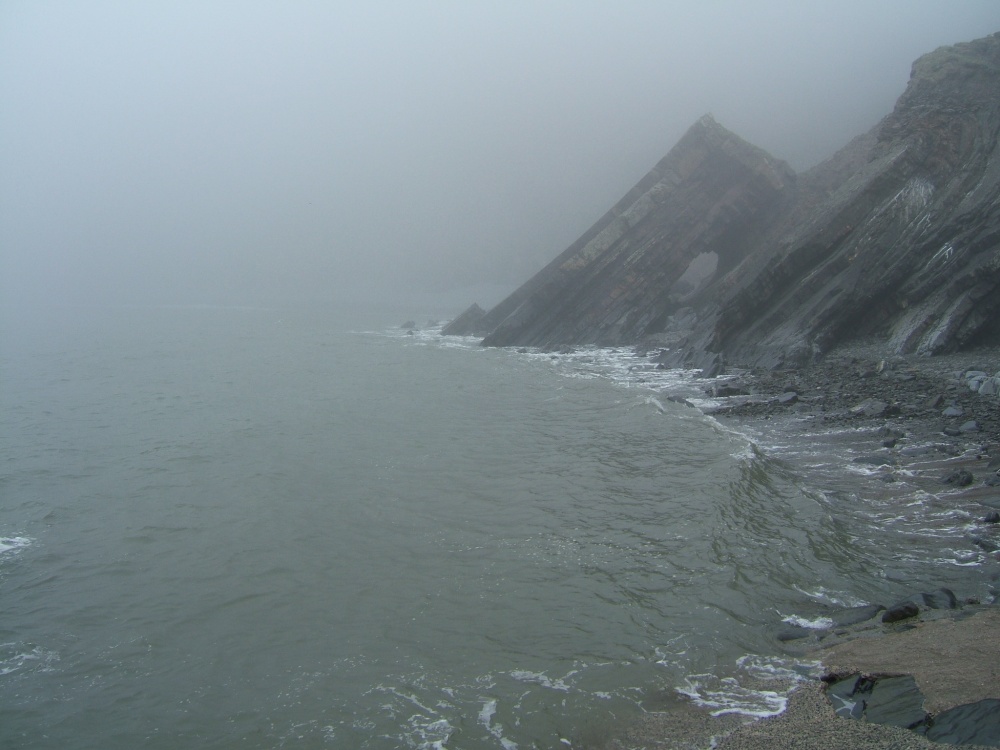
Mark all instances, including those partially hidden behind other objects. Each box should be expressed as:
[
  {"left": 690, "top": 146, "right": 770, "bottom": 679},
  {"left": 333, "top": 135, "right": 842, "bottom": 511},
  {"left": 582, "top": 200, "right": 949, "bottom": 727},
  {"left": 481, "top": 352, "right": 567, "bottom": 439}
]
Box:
[
  {"left": 826, "top": 674, "right": 928, "bottom": 731},
  {"left": 943, "top": 406, "right": 965, "bottom": 418},
  {"left": 776, "top": 625, "right": 814, "bottom": 642},
  {"left": 960, "top": 420, "right": 981, "bottom": 432},
  {"left": 940, "top": 468, "right": 974, "bottom": 486},
  {"left": 697, "top": 351, "right": 724, "bottom": 378},
  {"left": 710, "top": 382, "right": 749, "bottom": 397},
  {"left": 776, "top": 391, "right": 798, "bottom": 405},
  {"left": 853, "top": 454, "right": 894, "bottom": 466},
  {"left": 924, "top": 699, "right": 1000, "bottom": 746},
  {"left": 882, "top": 601, "right": 920, "bottom": 623},
  {"left": 972, "top": 536, "right": 1000, "bottom": 553},
  {"left": 983, "top": 511, "right": 1000, "bottom": 523},
  {"left": 441, "top": 303, "right": 488, "bottom": 337},
  {"left": 920, "top": 587, "right": 958, "bottom": 609},
  {"left": 830, "top": 604, "right": 885, "bottom": 627},
  {"left": 473, "top": 33, "right": 1000, "bottom": 372},
  {"left": 852, "top": 399, "right": 888, "bottom": 417},
  {"left": 865, "top": 676, "right": 928, "bottom": 730},
  {"left": 826, "top": 675, "right": 868, "bottom": 720}
]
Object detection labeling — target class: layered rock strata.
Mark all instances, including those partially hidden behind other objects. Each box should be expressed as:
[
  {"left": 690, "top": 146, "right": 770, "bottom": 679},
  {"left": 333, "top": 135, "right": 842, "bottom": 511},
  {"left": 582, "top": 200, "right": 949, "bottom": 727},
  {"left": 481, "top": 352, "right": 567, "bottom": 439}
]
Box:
[{"left": 459, "top": 33, "right": 1000, "bottom": 370}]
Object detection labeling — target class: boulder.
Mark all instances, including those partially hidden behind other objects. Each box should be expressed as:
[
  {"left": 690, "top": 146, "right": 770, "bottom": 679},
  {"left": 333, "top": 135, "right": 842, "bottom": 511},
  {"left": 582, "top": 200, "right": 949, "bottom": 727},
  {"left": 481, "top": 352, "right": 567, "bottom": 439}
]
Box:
[
  {"left": 851, "top": 399, "right": 888, "bottom": 417},
  {"left": 882, "top": 601, "right": 920, "bottom": 623},
  {"left": 920, "top": 588, "right": 958, "bottom": 609},
  {"left": 940, "top": 469, "right": 974, "bottom": 486},
  {"left": 924, "top": 699, "right": 1000, "bottom": 745}
]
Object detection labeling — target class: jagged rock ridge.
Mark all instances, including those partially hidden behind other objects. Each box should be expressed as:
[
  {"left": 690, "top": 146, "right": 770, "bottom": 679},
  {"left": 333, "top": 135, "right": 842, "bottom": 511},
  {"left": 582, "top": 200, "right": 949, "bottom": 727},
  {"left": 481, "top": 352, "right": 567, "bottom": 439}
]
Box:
[{"left": 453, "top": 32, "right": 1000, "bottom": 369}]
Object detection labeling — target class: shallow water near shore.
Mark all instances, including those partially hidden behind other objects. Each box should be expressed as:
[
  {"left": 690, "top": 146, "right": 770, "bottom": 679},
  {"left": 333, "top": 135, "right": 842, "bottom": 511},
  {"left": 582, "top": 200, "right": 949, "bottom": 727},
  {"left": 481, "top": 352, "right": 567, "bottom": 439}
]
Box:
[{"left": 1, "top": 306, "right": 995, "bottom": 749}]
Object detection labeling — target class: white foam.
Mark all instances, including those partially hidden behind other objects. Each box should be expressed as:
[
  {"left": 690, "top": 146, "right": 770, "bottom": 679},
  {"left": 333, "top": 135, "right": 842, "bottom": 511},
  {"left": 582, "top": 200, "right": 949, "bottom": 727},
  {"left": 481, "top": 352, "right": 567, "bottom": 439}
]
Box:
[
  {"left": 478, "top": 697, "right": 519, "bottom": 749},
  {"left": 780, "top": 614, "right": 834, "bottom": 630},
  {"left": 406, "top": 715, "right": 454, "bottom": 750},
  {"left": 0, "top": 643, "right": 59, "bottom": 676},
  {"left": 507, "top": 669, "right": 575, "bottom": 692},
  {"left": 677, "top": 675, "right": 789, "bottom": 718},
  {"left": 677, "top": 655, "right": 820, "bottom": 719},
  {"left": 0, "top": 536, "right": 31, "bottom": 553},
  {"left": 478, "top": 698, "right": 497, "bottom": 727},
  {"left": 735, "top": 654, "right": 823, "bottom": 682},
  {"left": 791, "top": 586, "right": 867, "bottom": 608}
]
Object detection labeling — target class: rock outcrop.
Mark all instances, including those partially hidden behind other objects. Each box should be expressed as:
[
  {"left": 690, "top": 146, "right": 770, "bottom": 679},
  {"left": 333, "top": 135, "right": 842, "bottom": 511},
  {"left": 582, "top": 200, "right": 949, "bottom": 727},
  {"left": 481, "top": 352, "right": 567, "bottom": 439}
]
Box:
[
  {"left": 441, "top": 303, "right": 488, "bottom": 336},
  {"left": 459, "top": 32, "right": 1000, "bottom": 369}
]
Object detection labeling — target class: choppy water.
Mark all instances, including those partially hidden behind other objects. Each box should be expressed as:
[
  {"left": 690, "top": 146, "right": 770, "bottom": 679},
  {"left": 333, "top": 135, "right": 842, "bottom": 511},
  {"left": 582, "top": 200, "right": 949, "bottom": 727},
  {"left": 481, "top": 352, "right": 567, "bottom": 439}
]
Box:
[{"left": 1, "top": 306, "right": 995, "bottom": 749}]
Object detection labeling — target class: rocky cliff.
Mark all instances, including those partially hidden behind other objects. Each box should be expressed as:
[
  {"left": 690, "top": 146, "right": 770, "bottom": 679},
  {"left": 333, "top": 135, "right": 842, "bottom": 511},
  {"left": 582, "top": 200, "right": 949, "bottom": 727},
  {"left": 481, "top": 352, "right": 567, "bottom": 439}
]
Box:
[{"left": 454, "top": 32, "right": 1000, "bottom": 370}]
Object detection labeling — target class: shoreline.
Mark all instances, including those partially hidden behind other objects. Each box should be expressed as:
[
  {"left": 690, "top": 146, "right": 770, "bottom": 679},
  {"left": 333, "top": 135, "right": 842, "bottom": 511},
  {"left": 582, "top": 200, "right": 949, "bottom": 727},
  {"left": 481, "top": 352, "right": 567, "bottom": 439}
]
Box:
[{"left": 605, "top": 343, "right": 1000, "bottom": 749}]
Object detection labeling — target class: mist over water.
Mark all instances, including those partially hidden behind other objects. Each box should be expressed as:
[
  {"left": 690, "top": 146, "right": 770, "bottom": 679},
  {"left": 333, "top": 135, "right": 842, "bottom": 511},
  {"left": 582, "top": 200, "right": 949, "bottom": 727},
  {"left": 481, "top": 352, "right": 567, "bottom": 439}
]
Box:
[
  {"left": 4, "top": 3, "right": 1000, "bottom": 312},
  {"left": 1, "top": 307, "right": 992, "bottom": 749}
]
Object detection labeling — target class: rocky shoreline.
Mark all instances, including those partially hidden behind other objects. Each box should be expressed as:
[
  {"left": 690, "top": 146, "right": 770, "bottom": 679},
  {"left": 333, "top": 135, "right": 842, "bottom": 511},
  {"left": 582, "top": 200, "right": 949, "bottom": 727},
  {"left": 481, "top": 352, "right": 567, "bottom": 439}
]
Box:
[{"left": 607, "top": 345, "right": 1000, "bottom": 749}]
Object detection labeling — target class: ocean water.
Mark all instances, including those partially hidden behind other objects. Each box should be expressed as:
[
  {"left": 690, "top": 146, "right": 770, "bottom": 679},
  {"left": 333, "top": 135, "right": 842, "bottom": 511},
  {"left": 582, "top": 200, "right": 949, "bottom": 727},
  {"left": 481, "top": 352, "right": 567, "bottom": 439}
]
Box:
[{"left": 1, "top": 305, "right": 994, "bottom": 750}]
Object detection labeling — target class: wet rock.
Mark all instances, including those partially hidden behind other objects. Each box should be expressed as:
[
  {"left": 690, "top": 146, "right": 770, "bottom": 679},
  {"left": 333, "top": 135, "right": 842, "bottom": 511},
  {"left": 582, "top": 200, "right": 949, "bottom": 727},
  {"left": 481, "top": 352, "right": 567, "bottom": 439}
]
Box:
[
  {"left": 776, "top": 391, "right": 799, "bottom": 405},
  {"left": 698, "top": 352, "right": 724, "bottom": 379},
  {"left": 709, "top": 382, "right": 749, "bottom": 397},
  {"left": 924, "top": 698, "right": 1000, "bottom": 746},
  {"left": 475, "top": 35, "right": 1000, "bottom": 367},
  {"left": 865, "top": 676, "right": 928, "bottom": 729},
  {"left": 983, "top": 511, "right": 1000, "bottom": 523},
  {"left": 882, "top": 601, "right": 920, "bottom": 623},
  {"left": 920, "top": 587, "right": 958, "bottom": 609},
  {"left": 940, "top": 469, "right": 974, "bottom": 486},
  {"left": 826, "top": 674, "right": 928, "bottom": 730},
  {"left": 776, "top": 625, "right": 814, "bottom": 642},
  {"left": 961, "top": 420, "right": 981, "bottom": 432},
  {"left": 853, "top": 454, "right": 894, "bottom": 466},
  {"left": 442, "top": 304, "right": 488, "bottom": 337},
  {"left": 943, "top": 405, "right": 965, "bottom": 417},
  {"left": 826, "top": 674, "right": 869, "bottom": 720},
  {"left": 665, "top": 395, "right": 695, "bottom": 408},
  {"left": 851, "top": 399, "right": 888, "bottom": 417},
  {"left": 830, "top": 604, "right": 885, "bottom": 627},
  {"left": 972, "top": 536, "right": 999, "bottom": 553}
]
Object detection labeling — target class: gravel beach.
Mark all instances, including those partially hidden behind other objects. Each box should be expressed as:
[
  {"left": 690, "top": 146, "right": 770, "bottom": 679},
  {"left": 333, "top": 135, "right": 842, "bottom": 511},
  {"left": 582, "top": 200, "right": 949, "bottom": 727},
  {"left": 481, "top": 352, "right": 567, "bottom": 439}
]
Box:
[{"left": 604, "top": 344, "right": 1000, "bottom": 749}]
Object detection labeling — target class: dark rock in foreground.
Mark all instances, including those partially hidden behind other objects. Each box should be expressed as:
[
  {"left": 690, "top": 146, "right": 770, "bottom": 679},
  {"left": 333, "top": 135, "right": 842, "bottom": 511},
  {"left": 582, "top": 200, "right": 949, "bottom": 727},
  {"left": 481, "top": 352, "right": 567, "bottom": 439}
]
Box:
[{"left": 826, "top": 674, "right": 1000, "bottom": 746}]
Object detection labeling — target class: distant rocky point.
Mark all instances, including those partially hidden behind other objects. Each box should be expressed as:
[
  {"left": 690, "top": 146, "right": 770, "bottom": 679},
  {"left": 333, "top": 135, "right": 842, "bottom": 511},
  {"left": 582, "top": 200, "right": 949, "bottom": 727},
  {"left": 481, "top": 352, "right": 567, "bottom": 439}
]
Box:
[{"left": 446, "top": 32, "right": 1000, "bottom": 371}]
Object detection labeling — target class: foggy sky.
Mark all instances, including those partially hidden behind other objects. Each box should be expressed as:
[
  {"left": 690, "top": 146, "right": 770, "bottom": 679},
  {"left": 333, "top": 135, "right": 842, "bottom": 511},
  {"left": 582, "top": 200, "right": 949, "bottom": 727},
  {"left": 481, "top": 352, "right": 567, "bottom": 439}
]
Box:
[{"left": 3, "top": 1, "right": 1000, "bottom": 312}]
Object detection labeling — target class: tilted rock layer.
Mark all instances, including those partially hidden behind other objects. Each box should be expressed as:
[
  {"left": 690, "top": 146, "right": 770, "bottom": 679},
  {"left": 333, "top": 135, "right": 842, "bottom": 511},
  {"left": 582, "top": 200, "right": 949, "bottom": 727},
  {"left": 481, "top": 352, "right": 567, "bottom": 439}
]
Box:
[{"left": 461, "top": 33, "right": 1000, "bottom": 368}]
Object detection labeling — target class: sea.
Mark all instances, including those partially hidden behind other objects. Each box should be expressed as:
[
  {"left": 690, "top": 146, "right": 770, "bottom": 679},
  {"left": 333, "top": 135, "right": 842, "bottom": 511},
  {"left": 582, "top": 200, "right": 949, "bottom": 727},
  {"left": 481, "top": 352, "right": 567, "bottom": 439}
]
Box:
[{"left": 1, "top": 304, "right": 995, "bottom": 750}]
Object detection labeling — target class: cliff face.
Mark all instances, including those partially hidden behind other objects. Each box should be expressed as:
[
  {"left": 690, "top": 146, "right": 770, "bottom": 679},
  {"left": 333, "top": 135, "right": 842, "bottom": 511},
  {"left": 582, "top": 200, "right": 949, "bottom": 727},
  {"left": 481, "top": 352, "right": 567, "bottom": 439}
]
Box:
[{"left": 462, "top": 32, "right": 1000, "bottom": 368}]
